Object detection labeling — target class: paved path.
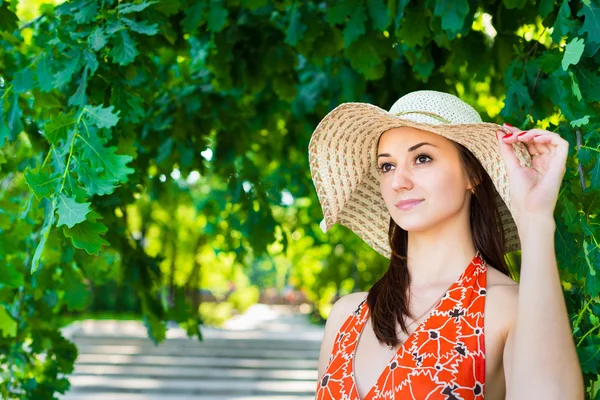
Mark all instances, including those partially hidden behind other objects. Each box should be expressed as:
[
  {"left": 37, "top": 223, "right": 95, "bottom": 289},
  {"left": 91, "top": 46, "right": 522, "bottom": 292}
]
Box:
[{"left": 60, "top": 303, "right": 324, "bottom": 400}]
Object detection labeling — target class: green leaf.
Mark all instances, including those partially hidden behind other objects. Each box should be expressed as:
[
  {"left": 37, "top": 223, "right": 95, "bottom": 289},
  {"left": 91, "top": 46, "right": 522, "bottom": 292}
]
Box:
[
  {"left": 83, "top": 104, "right": 120, "bottom": 129},
  {"left": 536, "top": 49, "right": 562, "bottom": 73},
  {"left": 83, "top": 51, "right": 99, "bottom": 75},
  {"left": 0, "top": 264, "right": 24, "bottom": 287},
  {"left": 207, "top": 0, "right": 228, "bottom": 32},
  {"left": 118, "top": 0, "right": 156, "bottom": 14},
  {"left": 574, "top": 67, "right": 600, "bottom": 103},
  {"left": 273, "top": 74, "right": 297, "bottom": 101},
  {"left": 45, "top": 112, "right": 75, "bottom": 145},
  {"left": 558, "top": 72, "right": 588, "bottom": 120},
  {"left": 80, "top": 133, "right": 134, "bottom": 183},
  {"left": 501, "top": 74, "right": 533, "bottom": 121},
  {"left": 551, "top": 0, "right": 579, "bottom": 43},
  {"left": 122, "top": 17, "right": 159, "bottom": 35},
  {"left": 577, "top": 345, "right": 600, "bottom": 374},
  {"left": 24, "top": 167, "right": 61, "bottom": 200},
  {"left": 12, "top": 68, "right": 34, "bottom": 93},
  {"left": 36, "top": 53, "right": 54, "bottom": 92},
  {"left": 396, "top": 6, "right": 429, "bottom": 48},
  {"left": 410, "top": 46, "right": 435, "bottom": 81},
  {"left": 0, "top": 2, "right": 18, "bottom": 32},
  {"left": 142, "top": 312, "right": 167, "bottom": 344},
  {"left": 73, "top": 0, "right": 98, "bottom": 24},
  {"left": 433, "top": 0, "right": 469, "bottom": 37},
  {"left": 56, "top": 194, "right": 91, "bottom": 228},
  {"left": 62, "top": 265, "right": 91, "bottom": 311},
  {"left": 391, "top": 0, "right": 411, "bottom": 27},
  {"left": 285, "top": 4, "right": 306, "bottom": 46},
  {"left": 539, "top": 0, "right": 555, "bottom": 18},
  {"left": 590, "top": 153, "right": 600, "bottom": 190},
  {"left": 0, "top": 100, "right": 10, "bottom": 146},
  {"left": 6, "top": 92, "right": 22, "bottom": 135},
  {"left": 578, "top": 2, "right": 600, "bottom": 45},
  {"left": 570, "top": 115, "right": 590, "bottom": 127},
  {"left": 63, "top": 210, "right": 109, "bottom": 255},
  {"left": 346, "top": 34, "right": 383, "bottom": 72},
  {"left": 88, "top": 27, "right": 107, "bottom": 51},
  {"left": 562, "top": 37, "right": 585, "bottom": 70},
  {"left": 31, "top": 198, "right": 55, "bottom": 273},
  {"left": 242, "top": 0, "right": 268, "bottom": 9},
  {"left": 503, "top": 0, "right": 527, "bottom": 9},
  {"left": 182, "top": 2, "right": 206, "bottom": 32},
  {"left": 326, "top": 2, "right": 354, "bottom": 25},
  {"left": 155, "top": 136, "right": 173, "bottom": 163},
  {"left": 0, "top": 307, "right": 17, "bottom": 337},
  {"left": 368, "top": 0, "right": 391, "bottom": 31},
  {"left": 53, "top": 56, "right": 80, "bottom": 88},
  {"left": 74, "top": 157, "right": 118, "bottom": 196},
  {"left": 110, "top": 30, "right": 139, "bottom": 65},
  {"left": 110, "top": 84, "right": 145, "bottom": 123},
  {"left": 106, "top": 19, "right": 124, "bottom": 35},
  {"left": 583, "top": 241, "right": 600, "bottom": 296},
  {"left": 68, "top": 67, "right": 89, "bottom": 107},
  {"left": 343, "top": 4, "right": 366, "bottom": 46},
  {"left": 568, "top": 71, "right": 582, "bottom": 101}
]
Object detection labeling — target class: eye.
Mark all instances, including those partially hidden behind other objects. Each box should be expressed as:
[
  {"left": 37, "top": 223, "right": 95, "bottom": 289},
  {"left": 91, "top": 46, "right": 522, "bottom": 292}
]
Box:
[
  {"left": 377, "top": 153, "right": 432, "bottom": 173},
  {"left": 378, "top": 162, "right": 393, "bottom": 173},
  {"left": 415, "top": 153, "right": 432, "bottom": 164}
]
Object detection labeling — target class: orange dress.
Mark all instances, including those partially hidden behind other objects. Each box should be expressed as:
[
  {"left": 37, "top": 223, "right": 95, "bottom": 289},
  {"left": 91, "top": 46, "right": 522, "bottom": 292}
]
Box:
[{"left": 316, "top": 252, "right": 487, "bottom": 400}]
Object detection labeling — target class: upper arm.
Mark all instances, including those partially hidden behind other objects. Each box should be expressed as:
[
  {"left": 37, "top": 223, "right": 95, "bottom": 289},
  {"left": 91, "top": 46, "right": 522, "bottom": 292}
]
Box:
[
  {"left": 501, "top": 284, "right": 520, "bottom": 399},
  {"left": 316, "top": 292, "right": 366, "bottom": 383}
]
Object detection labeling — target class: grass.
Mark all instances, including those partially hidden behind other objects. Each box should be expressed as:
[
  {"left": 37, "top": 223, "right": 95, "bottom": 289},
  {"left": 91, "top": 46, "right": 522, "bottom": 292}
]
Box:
[{"left": 58, "top": 311, "right": 142, "bottom": 328}]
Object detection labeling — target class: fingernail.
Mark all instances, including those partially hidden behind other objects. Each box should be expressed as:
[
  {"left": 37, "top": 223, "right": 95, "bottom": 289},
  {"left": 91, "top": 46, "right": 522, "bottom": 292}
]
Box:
[
  {"left": 517, "top": 131, "right": 527, "bottom": 137},
  {"left": 502, "top": 133, "right": 512, "bottom": 138},
  {"left": 504, "top": 123, "right": 514, "bottom": 127}
]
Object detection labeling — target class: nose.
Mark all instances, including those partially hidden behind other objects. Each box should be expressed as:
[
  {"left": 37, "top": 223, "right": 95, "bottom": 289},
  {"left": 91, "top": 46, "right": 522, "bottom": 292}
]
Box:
[{"left": 390, "top": 167, "right": 413, "bottom": 191}]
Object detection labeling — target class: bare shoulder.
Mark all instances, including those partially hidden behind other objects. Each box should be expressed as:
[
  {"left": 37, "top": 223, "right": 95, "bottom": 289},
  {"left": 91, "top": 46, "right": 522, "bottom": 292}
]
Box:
[
  {"left": 332, "top": 291, "right": 369, "bottom": 316},
  {"left": 486, "top": 265, "right": 519, "bottom": 337},
  {"left": 316, "top": 291, "right": 368, "bottom": 381},
  {"left": 325, "top": 291, "right": 369, "bottom": 332}
]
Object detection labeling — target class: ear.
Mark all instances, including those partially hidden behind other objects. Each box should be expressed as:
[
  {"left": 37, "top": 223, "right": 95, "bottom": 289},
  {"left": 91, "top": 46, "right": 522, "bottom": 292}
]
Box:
[{"left": 467, "top": 178, "right": 481, "bottom": 191}]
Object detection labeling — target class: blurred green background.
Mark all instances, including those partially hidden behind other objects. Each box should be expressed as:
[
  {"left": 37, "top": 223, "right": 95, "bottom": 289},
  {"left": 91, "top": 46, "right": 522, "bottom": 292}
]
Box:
[{"left": 1, "top": 0, "right": 599, "bottom": 398}]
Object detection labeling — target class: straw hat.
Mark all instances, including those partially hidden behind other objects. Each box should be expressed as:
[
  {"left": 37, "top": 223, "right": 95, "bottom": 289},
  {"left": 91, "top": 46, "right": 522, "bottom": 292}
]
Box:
[{"left": 308, "top": 90, "right": 534, "bottom": 259}]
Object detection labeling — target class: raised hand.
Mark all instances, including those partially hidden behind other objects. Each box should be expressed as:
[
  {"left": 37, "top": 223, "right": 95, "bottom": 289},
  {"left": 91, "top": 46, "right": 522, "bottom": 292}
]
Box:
[{"left": 495, "top": 123, "right": 569, "bottom": 225}]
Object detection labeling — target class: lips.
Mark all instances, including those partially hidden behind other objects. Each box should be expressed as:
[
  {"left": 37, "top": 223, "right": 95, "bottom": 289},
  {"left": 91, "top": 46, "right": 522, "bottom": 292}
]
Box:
[{"left": 395, "top": 199, "right": 423, "bottom": 207}]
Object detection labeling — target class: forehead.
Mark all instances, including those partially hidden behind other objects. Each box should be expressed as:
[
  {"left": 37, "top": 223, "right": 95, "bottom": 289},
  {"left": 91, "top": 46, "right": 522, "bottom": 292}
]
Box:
[{"left": 377, "top": 126, "right": 442, "bottom": 149}]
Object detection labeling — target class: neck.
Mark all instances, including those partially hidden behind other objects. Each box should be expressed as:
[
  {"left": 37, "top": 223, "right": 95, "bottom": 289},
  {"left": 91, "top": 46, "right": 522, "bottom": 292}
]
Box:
[{"left": 404, "top": 219, "right": 477, "bottom": 289}]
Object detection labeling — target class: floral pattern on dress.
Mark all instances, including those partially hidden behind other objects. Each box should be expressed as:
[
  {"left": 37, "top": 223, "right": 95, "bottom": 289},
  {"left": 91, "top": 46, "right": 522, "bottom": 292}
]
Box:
[{"left": 316, "top": 253, "right": 487, "bottom": 400}]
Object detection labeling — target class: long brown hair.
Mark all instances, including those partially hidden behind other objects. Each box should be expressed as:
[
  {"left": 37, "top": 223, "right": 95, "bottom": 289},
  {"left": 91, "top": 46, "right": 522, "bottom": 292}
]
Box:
[{"left": 366, "top": 140, "right": 512, "bottom": 348}]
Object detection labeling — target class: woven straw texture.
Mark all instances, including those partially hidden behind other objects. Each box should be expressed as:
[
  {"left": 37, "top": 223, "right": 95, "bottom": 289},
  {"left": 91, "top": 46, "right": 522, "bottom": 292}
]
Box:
[{"left": 308, "top": 91, "right": 532, "bottom": 259}]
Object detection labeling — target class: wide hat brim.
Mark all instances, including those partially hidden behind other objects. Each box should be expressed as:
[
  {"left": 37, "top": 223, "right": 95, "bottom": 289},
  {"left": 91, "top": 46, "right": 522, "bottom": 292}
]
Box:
[{"left": 308, "top": 102, "right": 532, "bottom": 259}]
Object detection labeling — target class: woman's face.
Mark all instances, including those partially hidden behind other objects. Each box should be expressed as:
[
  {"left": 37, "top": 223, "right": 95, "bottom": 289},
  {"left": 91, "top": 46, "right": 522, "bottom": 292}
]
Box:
[{"left": 377, "top": 126, "right": 474, "bottom": 232}]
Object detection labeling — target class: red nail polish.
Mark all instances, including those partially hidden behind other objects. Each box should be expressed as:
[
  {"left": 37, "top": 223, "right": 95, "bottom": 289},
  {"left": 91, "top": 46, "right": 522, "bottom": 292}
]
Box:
[
  {"left": 505, "top": 123, "right": 514, "bottom": 127},
  {"left": 502, "top": 133, "right": 512, "bottom": 138},
  {"left": 517, "top": 131, "right": 527, "bottom": 137}
]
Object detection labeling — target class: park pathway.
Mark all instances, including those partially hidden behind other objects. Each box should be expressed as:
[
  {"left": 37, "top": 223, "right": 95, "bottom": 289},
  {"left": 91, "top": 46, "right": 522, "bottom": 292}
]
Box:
[{"left": 60, "top": 303, "right": 324, "bottom": 400}]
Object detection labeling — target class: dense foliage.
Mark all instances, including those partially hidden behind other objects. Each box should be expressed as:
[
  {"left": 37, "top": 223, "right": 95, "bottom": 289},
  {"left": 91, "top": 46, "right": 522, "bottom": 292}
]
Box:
[{"left": 0, "top": 0, "right": 599, "bottom": 398}]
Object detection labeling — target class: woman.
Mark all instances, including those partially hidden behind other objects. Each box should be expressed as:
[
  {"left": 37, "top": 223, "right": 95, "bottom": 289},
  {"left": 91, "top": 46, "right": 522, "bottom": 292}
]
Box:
[{"left": 309, "top": 91, "right": 583, "bottom": 399}]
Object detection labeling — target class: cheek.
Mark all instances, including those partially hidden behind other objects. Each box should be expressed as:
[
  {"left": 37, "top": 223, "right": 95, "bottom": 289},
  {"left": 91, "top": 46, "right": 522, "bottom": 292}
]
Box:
[{"left": 428, "top": 168, "right": 466, "bottom": 205}]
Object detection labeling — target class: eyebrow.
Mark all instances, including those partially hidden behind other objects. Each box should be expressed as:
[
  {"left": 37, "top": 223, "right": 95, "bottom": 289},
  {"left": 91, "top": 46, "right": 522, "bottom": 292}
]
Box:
[{"left": 377, "top": 142, "right": 438, "bottom": 158}]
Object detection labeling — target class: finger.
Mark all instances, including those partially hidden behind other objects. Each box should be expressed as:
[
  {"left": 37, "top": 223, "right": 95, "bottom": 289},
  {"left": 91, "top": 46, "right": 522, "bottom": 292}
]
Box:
[
  {"left": 502, "top": 125, "right": 569, "bottom": 174},
  {"left": 532, "top": 135, "right": 555, "bottom": 154},
  {"left": 496, "top": 130, "right": 523, "bottom": 175},
  {"left": 533, "top": 134, "right": 569, "bottom": 174},
  {"left": 500, "top": 129, "right": 548, "bottom": 161},
  {"left": 519, "top": 128, "right": 562, "bottom": 153},
  {"left": 533, "top": 134, "right": 569, "bottom": 160},
  {"left": 514, "top": 130, "right": 551, "bottom": 156}
]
